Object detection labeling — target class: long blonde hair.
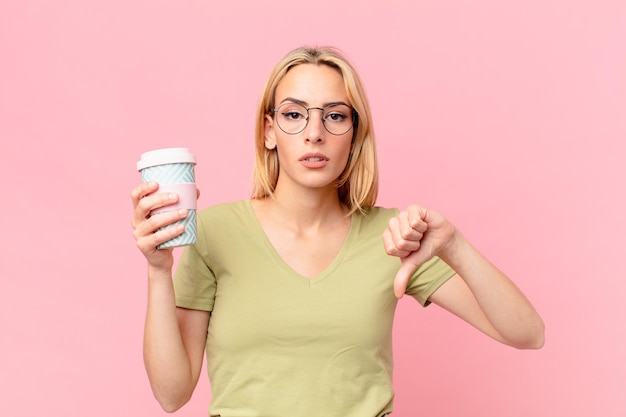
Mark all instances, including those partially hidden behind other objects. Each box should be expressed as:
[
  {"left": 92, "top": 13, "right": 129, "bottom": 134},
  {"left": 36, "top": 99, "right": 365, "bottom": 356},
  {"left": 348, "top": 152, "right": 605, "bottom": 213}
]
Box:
[{"left": 252, "top": 46, "right": 378, "bottom": 214}]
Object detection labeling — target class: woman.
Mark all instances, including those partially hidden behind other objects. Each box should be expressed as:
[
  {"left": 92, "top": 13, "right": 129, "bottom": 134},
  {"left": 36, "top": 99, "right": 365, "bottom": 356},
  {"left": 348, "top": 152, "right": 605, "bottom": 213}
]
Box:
[{"left": 131, "top": 46, "right": 544, "bottom": 416}]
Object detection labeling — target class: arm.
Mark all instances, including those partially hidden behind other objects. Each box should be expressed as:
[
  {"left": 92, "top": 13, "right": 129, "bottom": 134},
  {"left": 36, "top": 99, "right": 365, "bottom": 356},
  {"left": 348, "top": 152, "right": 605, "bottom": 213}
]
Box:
[
  {"left": 131, "top": 181, "right": 209, "bottom": 411},
  {"left": 429, "top": 233, "right": 544, "bottom": 349},
  {"left": 383, "top": 205, "right": 544, "bottom": 349},
  {"left": 144, "top": 267, "right": 210, "bottom": 412}
]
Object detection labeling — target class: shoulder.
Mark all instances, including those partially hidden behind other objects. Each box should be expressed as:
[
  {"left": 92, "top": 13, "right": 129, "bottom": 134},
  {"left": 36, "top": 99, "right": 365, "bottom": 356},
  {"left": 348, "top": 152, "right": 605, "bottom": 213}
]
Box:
[
  {"left": 194, "top": 200, "right": 255, "bottom": 239},
  {"left": 357, "top": 206, "right": 399, "bottom": 226},
  {"left": 350, "top": 206, "right": 398, "bottom": 238},
  {"left": 192, "top": 200, "right": 255, "bottom": 253},
  {"left": 197, "top": 200, "right": 250, "bottom": 221}
]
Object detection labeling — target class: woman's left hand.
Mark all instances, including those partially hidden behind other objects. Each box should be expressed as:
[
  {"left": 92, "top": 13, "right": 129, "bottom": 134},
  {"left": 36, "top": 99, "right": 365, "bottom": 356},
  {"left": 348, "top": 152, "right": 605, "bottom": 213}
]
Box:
[{"left": 383, "top": 205, "right": 457, "bottom": 298}]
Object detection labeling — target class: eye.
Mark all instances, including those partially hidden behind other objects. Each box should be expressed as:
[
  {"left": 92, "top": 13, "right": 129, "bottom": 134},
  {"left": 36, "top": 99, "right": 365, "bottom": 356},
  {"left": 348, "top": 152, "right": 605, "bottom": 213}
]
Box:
[
  {"left": 325, "top": 112, "right": 347, "bottom": 122},
  {"left": 282, "top": 111, "right": 306, "bottom": 121},
  {"left": 277, "top": 103, "right": 308, "bottom": 121},
  {"left": 324, "top": 105, "right": 350, "bottom": 123}
]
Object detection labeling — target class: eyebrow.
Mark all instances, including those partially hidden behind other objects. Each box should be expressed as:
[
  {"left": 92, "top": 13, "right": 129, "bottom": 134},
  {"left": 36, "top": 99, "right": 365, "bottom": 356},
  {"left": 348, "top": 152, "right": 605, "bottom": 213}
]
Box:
[{"left": 279, "top": 97, "right": 351, "bottom": 108}]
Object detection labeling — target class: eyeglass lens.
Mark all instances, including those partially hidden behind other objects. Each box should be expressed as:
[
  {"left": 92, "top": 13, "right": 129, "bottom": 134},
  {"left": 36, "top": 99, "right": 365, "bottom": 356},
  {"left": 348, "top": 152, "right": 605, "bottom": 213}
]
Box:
[{"left": 274, "top": 103, "right": 354, "bottom": 135}]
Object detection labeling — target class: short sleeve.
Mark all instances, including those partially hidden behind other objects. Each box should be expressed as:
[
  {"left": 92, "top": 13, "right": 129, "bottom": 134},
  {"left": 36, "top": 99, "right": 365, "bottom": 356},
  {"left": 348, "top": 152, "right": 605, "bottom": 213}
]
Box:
[
  {"left": 405, "top": 256, "right": 456, "bottom": 307},
  {"left": 173, "top": 228, "right": 216, "bottom": 312}
]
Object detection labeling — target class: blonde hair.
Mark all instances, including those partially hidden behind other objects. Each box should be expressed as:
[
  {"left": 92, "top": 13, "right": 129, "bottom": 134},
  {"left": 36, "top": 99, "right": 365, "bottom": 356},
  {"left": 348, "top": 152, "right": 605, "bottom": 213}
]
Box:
[{"left": 252, "top": 46, "right": 379, "bottom": 214}]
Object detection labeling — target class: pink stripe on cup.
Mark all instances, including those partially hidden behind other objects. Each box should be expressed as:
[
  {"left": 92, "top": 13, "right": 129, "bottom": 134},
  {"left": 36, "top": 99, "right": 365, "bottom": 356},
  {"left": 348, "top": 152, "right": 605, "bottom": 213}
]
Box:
[{"left": 151, "top": 183, "right": 197, "bottom": 214}]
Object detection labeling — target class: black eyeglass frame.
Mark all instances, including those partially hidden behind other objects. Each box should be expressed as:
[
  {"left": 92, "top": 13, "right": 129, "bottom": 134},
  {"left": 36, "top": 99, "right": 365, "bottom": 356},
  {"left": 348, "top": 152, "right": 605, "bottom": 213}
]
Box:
[{"left": 272, "top": 103, "right": 359, "bottom": 136}]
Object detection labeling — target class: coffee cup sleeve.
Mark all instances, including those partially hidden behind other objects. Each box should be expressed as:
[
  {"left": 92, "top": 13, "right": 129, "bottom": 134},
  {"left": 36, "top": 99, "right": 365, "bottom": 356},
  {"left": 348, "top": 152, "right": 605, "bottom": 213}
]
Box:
[{"left": 150, "top": 183, "right": 197, "bottom": 214}]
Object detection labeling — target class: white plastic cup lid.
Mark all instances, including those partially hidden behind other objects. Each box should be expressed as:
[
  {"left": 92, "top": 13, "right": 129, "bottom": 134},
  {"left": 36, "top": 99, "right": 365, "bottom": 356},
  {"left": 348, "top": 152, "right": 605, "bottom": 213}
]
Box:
[{"left": 137, "top": 147, "right": 197, "bottom": 171}]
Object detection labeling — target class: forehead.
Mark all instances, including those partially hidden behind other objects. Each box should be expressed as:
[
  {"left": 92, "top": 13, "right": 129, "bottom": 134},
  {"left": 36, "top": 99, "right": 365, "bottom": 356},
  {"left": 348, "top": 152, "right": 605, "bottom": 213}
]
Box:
[{"left": 275, "top": 64, "right": 349, "bottom": 105}]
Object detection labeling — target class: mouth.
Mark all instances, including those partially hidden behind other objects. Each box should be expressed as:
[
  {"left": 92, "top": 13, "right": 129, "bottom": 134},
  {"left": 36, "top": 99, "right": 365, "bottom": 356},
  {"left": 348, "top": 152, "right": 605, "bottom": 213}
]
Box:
[
  {"left": 299, "top": 153, "right": 329, "bottom": 168},
  {"left": 299, "top": 153, "right": 329, "bottom": 162}
]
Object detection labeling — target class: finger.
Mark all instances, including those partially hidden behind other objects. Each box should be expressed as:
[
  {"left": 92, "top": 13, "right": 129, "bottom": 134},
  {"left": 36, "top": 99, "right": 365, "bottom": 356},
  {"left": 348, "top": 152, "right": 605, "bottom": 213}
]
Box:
[
  {"left": 131, "top": 192, "right": 179, "bottom": 229},
  {"left": 399, "top": 210, "right": 425, "bottom": 242},
  {"left": 383, "top": 222, "right": 412, "bottom": 257},
  {"left": 407, "top": 205, "right": 428, "bottom": 233},
  {"left": 130, "top": 181, "right": 159, "bottom": 206},
  {"left": 136, "top": 221, "right": 185, "bottom": 253},
  {"left": 388, "top": 216, "right": 422, "bottom": 253},
  {"left": 393, "top": 263, "right": 412, "bottom": 299},
  {"left": 134, "top": 207, "right": 187, "bottom": 237},
  {"left": 134, "top": 209, "right": 188, "bottom": 250},
  {"left": 393, "top": 252, "right": 417, "bottom": 299},
  {"left": 393, "top": 248, "right": 434, "bottom": 298},
  {"left": 130, "top": 182, "right": 160, "bottom": 228},
  {"left": 397, "top": 211, "right": 412, "bottom": 237}
]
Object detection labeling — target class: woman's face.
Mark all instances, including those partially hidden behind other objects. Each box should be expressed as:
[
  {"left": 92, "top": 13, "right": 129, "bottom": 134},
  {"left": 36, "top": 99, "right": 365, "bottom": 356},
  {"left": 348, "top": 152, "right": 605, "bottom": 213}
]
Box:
[{"left": 265, "top": 64, "right": 354, "bottom": 195}]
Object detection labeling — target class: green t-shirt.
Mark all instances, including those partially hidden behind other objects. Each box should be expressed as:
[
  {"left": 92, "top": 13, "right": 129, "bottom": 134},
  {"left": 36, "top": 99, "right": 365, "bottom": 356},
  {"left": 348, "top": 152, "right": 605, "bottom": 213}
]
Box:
[{"left": 174, "top": 200, "right": 455, "bottom": 417}]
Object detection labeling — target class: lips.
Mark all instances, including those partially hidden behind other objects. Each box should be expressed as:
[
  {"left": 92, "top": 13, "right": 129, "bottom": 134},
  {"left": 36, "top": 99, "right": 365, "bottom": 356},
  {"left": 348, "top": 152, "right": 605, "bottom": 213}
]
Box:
[
  {"left": 299, "top": 153, "right": 329, "bottom": 168},
  {"left": 299, "top": 153, "right": 329, "bottom": 162}
]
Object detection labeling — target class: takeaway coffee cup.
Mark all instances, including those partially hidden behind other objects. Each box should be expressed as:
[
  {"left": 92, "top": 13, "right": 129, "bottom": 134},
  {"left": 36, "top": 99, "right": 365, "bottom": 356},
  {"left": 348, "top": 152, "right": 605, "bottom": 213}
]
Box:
[{"left": 137, "top": 147, "right": 198, "bottom": 249}]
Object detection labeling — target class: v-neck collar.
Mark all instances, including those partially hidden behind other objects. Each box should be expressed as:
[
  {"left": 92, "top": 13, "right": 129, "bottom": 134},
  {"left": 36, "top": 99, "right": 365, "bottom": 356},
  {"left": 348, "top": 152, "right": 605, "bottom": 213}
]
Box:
[{"left": 245, "top": 199, "right": 359, "bottom": 286}]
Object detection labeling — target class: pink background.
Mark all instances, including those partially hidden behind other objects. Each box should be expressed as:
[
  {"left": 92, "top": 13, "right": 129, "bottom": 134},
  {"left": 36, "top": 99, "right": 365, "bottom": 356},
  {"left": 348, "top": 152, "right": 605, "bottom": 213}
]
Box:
[{"left": 1, "top": 1, "right": 624, "bottom": 416}]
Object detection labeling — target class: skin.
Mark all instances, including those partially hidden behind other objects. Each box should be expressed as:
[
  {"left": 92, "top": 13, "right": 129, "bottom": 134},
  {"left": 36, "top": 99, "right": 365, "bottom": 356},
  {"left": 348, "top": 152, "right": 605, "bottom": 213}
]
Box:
[
  {"left": 130, "top": 63, "right": 544, "bottom": 412},
  {"left": 255, "top": 64, "right": 355, "bottom": 277}
]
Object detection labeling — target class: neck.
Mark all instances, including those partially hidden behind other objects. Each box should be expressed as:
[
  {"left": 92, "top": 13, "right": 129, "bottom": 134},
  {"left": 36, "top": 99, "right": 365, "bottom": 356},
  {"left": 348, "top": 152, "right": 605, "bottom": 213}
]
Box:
[{"left": 265, "top": 186, "right": 348, "bottom": 232}]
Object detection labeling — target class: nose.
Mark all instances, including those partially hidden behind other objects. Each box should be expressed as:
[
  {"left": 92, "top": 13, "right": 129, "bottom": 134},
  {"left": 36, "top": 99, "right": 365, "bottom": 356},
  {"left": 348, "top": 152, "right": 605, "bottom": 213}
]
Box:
[{"left": 304, "top": 107, "right": 325, "bottom": 143}]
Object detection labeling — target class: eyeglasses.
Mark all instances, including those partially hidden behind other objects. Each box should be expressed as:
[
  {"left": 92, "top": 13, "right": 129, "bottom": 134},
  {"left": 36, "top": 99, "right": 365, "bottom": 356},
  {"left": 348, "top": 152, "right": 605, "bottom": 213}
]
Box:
[{"left": 273, "top": 102, "right": 357, "bottom": 136}]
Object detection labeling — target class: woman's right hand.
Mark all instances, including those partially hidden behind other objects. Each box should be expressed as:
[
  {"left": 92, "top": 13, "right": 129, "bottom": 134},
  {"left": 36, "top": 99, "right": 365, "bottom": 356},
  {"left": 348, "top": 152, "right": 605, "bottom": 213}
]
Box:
[{"left": 130, "top": 181, "right": 188, "bottom": 271}]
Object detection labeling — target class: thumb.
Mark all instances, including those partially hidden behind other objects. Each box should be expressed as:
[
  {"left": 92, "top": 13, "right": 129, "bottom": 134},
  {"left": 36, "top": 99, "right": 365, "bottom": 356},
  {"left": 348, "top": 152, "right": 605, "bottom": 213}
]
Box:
[{"left": 393, "top": 248, "right": 433, "bottom": 298}]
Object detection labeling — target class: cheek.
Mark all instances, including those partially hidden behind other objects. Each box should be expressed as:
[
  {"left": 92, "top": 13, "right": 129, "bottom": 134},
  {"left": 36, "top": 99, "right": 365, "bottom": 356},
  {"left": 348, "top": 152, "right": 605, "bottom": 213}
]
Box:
[
  {"left": 273, "top": 136, "right": 297, "bottom": 160},
  {"left": 332, "top": 140, "right": 354, "bottom": 171},
  {"left": 338, "top": 137, "right": 354, "bottom": 159}
]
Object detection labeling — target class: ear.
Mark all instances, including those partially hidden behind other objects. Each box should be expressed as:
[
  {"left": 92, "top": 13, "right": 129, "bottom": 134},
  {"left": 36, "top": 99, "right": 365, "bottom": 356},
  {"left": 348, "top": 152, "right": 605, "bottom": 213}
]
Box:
[{"left": 264, "top": 114, "right": 277, "bottom": 150}]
